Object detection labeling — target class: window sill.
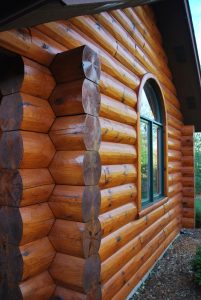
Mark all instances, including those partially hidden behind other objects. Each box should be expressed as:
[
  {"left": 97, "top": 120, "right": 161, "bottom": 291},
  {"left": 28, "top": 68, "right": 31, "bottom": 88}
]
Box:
[{"left": 138, "top": 197, "right": 168, "bottom": 218}]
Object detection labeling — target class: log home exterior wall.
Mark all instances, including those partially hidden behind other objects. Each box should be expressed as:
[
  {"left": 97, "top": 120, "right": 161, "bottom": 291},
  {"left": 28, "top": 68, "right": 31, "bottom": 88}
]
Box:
[{"left": 0, "top": 4, "right": 195, "bottom": 300}]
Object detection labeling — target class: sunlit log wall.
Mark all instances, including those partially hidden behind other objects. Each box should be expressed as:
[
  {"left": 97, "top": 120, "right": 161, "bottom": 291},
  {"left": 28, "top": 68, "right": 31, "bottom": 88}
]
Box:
[{"left": 0, "top": 4, "right": 194, "bottom": 300}]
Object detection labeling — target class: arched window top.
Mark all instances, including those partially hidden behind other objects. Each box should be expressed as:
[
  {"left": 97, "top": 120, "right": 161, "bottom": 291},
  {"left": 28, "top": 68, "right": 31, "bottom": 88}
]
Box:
[
  {"left": 138, "top": 75, "right": 166, "bottom": 208},
  {"left": 140, "top": 79, "right": 163, "bottom": 123}
]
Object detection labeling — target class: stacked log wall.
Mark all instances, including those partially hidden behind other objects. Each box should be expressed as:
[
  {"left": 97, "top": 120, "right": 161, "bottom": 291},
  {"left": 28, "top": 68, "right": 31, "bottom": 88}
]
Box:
[
  {"left": 182, "top": 125, "right": 195, "bottom": 228},
  {"left": 0, "top": 55, "right": 56, "bottom": 299},
  {"left": 0, "top": 4, "right": 195, "bottom": 300}
]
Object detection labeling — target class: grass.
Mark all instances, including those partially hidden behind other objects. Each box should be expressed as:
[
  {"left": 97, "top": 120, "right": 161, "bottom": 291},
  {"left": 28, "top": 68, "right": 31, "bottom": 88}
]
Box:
[{"left": 196, "top": 196, "right": 201, "bottom": 228}]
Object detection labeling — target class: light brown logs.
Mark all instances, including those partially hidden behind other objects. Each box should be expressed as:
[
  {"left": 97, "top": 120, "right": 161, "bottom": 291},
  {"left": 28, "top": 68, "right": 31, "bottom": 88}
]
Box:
[
  {"left": 101, "top": 218, "right": 180, "bottom": 300},
  {"left": 101, "top": 205, "right": 180, "bottom": 283},
  {"left": 0, "top": 131, "right": 55, "bottom": 169},
  {"left": 99, "top": 194, "right": 181, "bottom": 261},
  {"left": 99, "top": 142, "right": 137, "bottom": 164},
  {"left": 100, "top": 183, "right": 137, "bottom": 214},
  {"left": 49, "top": 185, "right": 100, "bottom": 222},
  {"left": 49, "top": 151, "right": 101, "bottom": 185},
  {"left": 100, "top": 117, "right": 136, "bottom": 144},
  {"left": 49, "top": 253, "right": 100, "bottom": 294},
  {"left": 54, "top": 286, "right": 102, "bottom": 300},
  {"left": 20, "top": 237, "right": 55, "bottom": 281},
  {"left": 112, "top": 229, "right": 179, "bottom": 300},
  {"left": 100, "top": 94, "right": 137, "bottom": 125},
  {"left": 20, "top": 271, "right": 56, "bottom": 300},
  {"left": 1, "top": 240, "right": 55, "bottom": 297},
  {"left": 49, "top": 115, "right": 101, "bottom": 151},
  {"left": 0, "top": 28, "right": 66, "bottom": 66},
  {"left": 49, "top": 79, "right": 100, "bottom": 117},
  {"left": 49, "top": 219, "right": 101, "bottom": 258},
  {"left": 99, "top": 164, "right": 137, "bottom": 189},
  {"left": 0, "top": 203, "right": 54, "bottom": 246},
  {"left": 0, "top": 56, "right": 55, "bottom": 99},
  {"left": 38, "top": 21, "right": 140, "bottom": 89},
  {"left": 50, "top": 45, "right": 101, "bottom": 84},
  {"left": 99, "top": 72, "right": 137, "bottom": 108},
  {"left": 99, "top": 203, "right": 137, "bottom": 237},
  {"left": 0, "top": 93, "right": 55, "bottom": 133},
  {"left": 0, "top": 169, "right": 54, "bottom": 207}
]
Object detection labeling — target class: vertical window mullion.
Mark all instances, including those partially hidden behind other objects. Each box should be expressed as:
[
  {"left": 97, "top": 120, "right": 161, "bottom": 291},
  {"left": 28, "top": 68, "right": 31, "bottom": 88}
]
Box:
[{"left": 150, "top": 121, "right": 153, "bottom": 203}]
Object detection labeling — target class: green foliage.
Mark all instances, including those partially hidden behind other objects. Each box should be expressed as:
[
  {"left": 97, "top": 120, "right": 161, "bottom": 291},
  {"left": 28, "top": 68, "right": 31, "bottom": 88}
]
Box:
[
  {"left": 193, "top": 246, "right": 201, "bottom": 286},
  {"left": 196, "top": 197, "right": 201, "bottom": 228},
  {"left": 195, "top": 133, "right": 201, "bottom": 195}
]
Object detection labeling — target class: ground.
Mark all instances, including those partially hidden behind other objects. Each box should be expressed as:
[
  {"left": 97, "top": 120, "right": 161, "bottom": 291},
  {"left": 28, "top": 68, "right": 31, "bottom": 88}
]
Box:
[{"left": 130, "top": 229, "right": 201, "bottom": 300}]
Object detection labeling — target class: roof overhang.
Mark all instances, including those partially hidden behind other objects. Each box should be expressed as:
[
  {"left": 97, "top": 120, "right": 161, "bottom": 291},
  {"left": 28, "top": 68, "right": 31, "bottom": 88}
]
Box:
[
  {"left": 0, "top": 0, "right": 160, "bottom": 31},
  {"left": 154, "top": 0, "right": 201, "bottom": 131}
]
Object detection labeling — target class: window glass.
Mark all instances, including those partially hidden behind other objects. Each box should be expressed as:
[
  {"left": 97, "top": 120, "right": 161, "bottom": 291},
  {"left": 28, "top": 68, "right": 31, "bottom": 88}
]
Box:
[
  {"left": 140, "top": 79, "right": 164, "bottom": 207},
  {"left": 140, "top": 120, "right": 149, "bottom": 204}
]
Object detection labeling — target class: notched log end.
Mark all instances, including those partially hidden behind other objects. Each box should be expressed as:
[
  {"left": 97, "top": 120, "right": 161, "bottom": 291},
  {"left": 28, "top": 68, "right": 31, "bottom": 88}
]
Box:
[{"left": 83, "top": 151, "right": 101, "bottom": 185}]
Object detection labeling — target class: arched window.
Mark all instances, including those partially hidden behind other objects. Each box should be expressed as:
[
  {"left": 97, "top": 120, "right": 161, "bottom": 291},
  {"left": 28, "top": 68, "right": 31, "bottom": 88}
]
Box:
[{"left": 140, "top": 78, "right": 164, "bottom": 207}]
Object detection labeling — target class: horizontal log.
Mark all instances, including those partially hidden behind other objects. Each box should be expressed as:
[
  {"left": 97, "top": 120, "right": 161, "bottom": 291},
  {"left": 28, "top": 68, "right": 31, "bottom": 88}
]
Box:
[
  {"left": 101, "top": 205, "right": 181, "bottom": 283},
  {"left": 183, "top": 187, "right": 194, "bottom": 197},
  {"left": 99, "top": 203, "right": 137, "bottom": 237},
  {"left": 38, "top": 21, "right": 140, "bottom": 90},
  {"left": 49, "top": 219, "right": 101, "bottom": 258},
  {"left": 182, "top": 197, "right": 194, "bottom": 208},
  {"left": 49, "top": 150, "right": 101, "bottom": 185},
  {"left": 20, "top": 237, "right": 55, "bottom": 281},
  {"left": 182, "top": 156, "right": 194, "bottom": 167},
  {"left": 0, "top": 93, "right": 55, "bottom": 133},
  {"left": 168, "top": 126, "right": 181, "bottom": 140},
  {"left": 100, "top": 194, "right": 181, "bottom": 261},
  {"left": 181, "top": 147, "right": 194, "bottom": 156},
  {"left": 49, "top": 115, "right": 101, "bottom": 151},
  {"left": 168, "top": 172, "right": 182, "bottom": 184},
  {"left": 3, "top": 234, "right": 58, "bottom": 286},
  {"left": 0, "top": 203, "right": 54, "bottom": 246},
  {"left": 168, "top": 149, "right": 182, "bottom": 162},
  {"left": 99, "top": 72, "right": 137, "bottom": 108},
  {"left": 0, "top": 28, "right": 66, "bottom": 66},
  {"left": 0, "top": 169, "right": 54, "bottom": 207},
  {"left": 49, "top": 185, "right": 100, "bottom": 222},
  {"left": 182, "top": 176, "right": 194, "bottom": 187},
  {"left": 112, "top": 229, "right": 179, "bottom": 300},
  {"left": 51, "top": 45, "right": 100, "bottom": 84},
  {"left": 100, "top": 183, "right": 137, "bottom": 214},
  {"left": 49, "top": 78, "right": 100, "bottom": 117},
  {"left": 0, "top": 131, "right": 55, "bottom": 169},
  {"left": 182, "top": 217, "right": 194, "bottom": 228},
  {"left": 0, "top": 56, "right": 55, "bottom": 99},
  {"left": 102, "top": 217, "right": 180, "bottom": 299},
  {"left": 20, "top": 203, "right": 54, "bottom": 245},
  {"left": 168, "top": 183, "right": 182, "bottom": 197},
  {"left": 181, "top": 136, "right": 194, "bottom": 147},
  {"left": 167, "top": 114, "right": 182, "bottom": 131},
  {"left": 99, "top": 164, "right": 137, "bottom": 189},
  {"left": 168, "top": 161, "right": 182, "bottom": 173},
  {"left": 183, "top": 167, "right": 194, "bottom": 177},
  {"left": 49, "top": 253, "right": 100, "bottom": 293},
  {"left": 99, "top": 142, "right": 137, "bottom": 164},
  {"left": 20, "top": 271, "right": 56, "bottom": 300},
  {"left": 183, "top": 208, "right": 194, "bottom": 219},
  {"left": 181, "top": 125, "right": 194, "bottom": 136},
  {"left": 100, "top": 94, "right": 137, "bottom": 125},
  {"left": 168, "top": 138, "right": 181, "bottom": 151},
  {"left": 100, "top": 117, "right": 136, "bottom": 145},
  {"left": 54, "top": 286, "right": 102, "bottom": 300}
]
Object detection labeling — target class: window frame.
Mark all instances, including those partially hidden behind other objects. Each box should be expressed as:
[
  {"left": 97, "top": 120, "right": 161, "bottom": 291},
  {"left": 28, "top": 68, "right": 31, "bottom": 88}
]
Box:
[{"left": 137, "top": 74, "right": 167, "bottom": 212}]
